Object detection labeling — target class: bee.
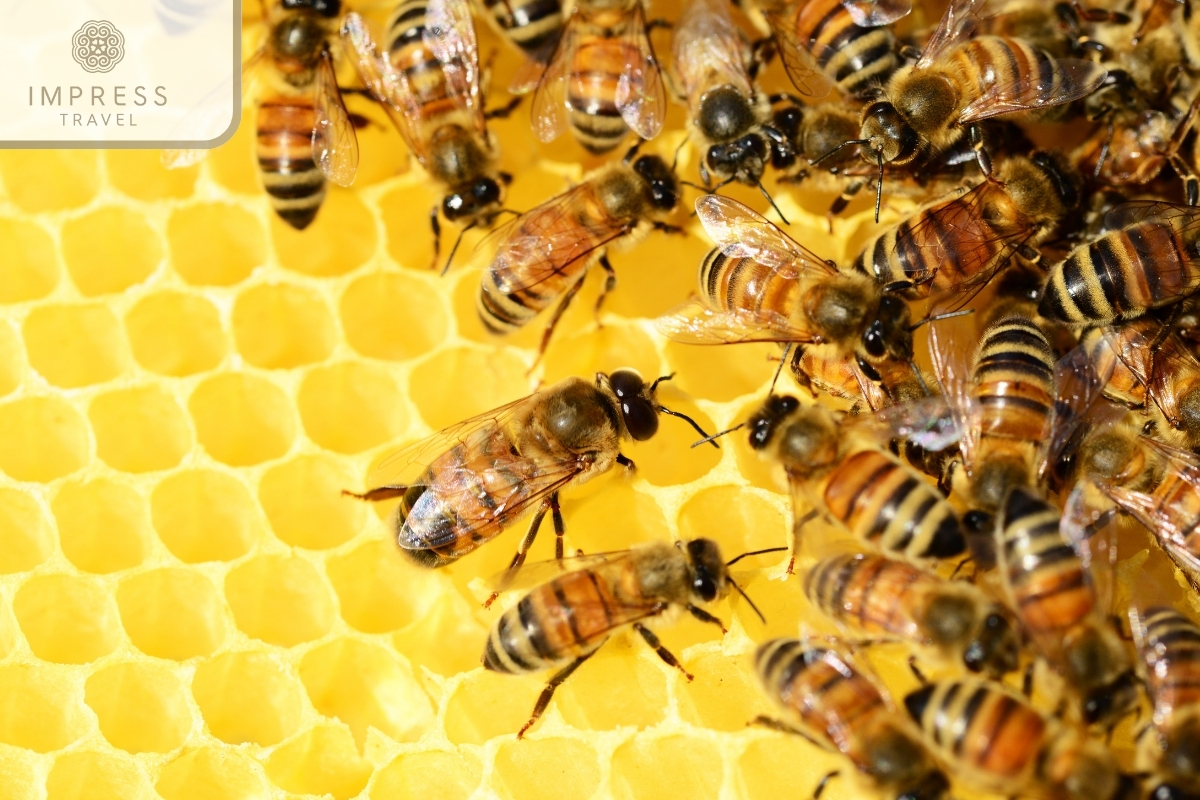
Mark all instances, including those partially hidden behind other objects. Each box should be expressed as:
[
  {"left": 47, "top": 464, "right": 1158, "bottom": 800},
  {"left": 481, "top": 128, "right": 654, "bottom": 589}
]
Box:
[
  {"left": 344, "top": 369, "right": 714, "bottom": 580},
  {"left": 996, "top": 487, "right": 1139, "bottom": 726},
  {"left": 477, "top": 146, "right": 681, "bottom": 356},
  {"left": 1129, "top": 605, "right": 1200, "bottom": 799},
  {"left": 1080, "top": 317, "right": 1161, "bottom": 409},
  {"left": 754, "top": 638, "right": 951, "bottom": 800},
  {"left": 510, "top": 0, "right": 665, "bottom": 154},
  {"left": 1039, "top": 202, "right": 1200, "bottom": 327},
  {"left": 655, "top": 195, "right": 925, "bottom": 411},
  {"left": 853, "top": 151, "right": 1081, "bottom": 303},
  {"left": 485, "top": 538, "right": 776, "bottom": 738},
  {"left": 848, "top": 0, "right": 1106, "bottom": 215},
  {"left": 805, "top": 551, "right": 1020, "bottom": 677},
  {"left": 165, "top": 0, "right": 360, "bottom": 229},
  {"left": 904, "top": 678, "right": 1138, "bottom": 799},
  {"left": 744, "top": 394, "right": 967, "bottom": 566},
  {"left": 476, "top": 0, "right": 565, "bottom": 61},
  {"left": 341, "top": 0, "right": 509, "bottom": 269}
]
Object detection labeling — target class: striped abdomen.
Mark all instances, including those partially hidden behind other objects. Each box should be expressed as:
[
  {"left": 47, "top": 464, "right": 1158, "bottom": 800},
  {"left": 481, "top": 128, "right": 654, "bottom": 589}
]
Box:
[
  {"left": 386, "top": 0, "right": 458, "bottom": 129},
  {"left": 804, "top": 552, "right": 935, "bottom": 643},
  {"left": 950, "top": 37, "right": 1080, "bottom": 113},
  {"left": 256, "top": 97, "right": 325, "bottom": 230},
  {"left": 1138, "top": 606, "right": 1200, "bottom": 729},
  {"left": 480, "top": 0, "right": 564, "bottom": 58},
  {"left": 1039, "top": 221, "right": 1200, "bottom": 325},
  {"left": 904, "top": 679, "right": 1044, "bottom": 788},
  {"left": 972, "top": 314, "right": 1054, "bottom": 454},
  {"left": 788, "top": 0, "right": 897, "bottom": 97},
  {"left": 483, "top": 567, "right": 626, "bottom": 673},
  {"left": 700, "top": 248, "right": 800, "bottom": 317},
  {"left": 1081, "top": 322, "right": 1154, "bottom": 407},
  {"left": 566, "top": 27, "right": 639, "bottom": 153},
  {"left": 819, "top": 449, "right": 966, "bottom": 561}
]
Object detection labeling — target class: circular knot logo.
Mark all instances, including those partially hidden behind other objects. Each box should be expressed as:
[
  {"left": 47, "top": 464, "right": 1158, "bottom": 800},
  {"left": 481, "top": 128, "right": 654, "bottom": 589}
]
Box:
[{"left": 72, "top": 21, "right": 125, "bottom": 73}]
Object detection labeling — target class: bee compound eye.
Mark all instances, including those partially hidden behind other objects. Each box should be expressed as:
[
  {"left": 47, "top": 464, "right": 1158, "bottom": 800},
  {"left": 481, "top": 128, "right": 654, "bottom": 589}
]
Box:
[{"left": 622, "top": 398, "right": 659, "bottom": 441}]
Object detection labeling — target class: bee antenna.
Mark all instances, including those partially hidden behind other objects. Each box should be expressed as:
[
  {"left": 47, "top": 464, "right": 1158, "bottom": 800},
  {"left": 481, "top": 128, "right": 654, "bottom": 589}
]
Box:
[
  {"left": 728, "top": 577, "right": 768, "bottom": 624},
  {"left": 770, "top": 342, "right": 792, "bottom": 394},
  {"left": 907, "top": 308, "right": 973, "bottom": 331},
  {"left": 679, "top": 180, "right": 712, "bottom": 193},
  {"left": 810, "top": 138, "right": 868, "bottom": 167},
  {"left": 660, "top": 405, "right": 720, "bottom": 448},
  {"left": 756, "top": 179, "right": 789, "bottom": 225},
  {"left": 671, "top": 136, "right": 690, "bottom": 171},
  {"left": 874, "top": 151, "right": 884, "bottom": 223},
  {"left": 622, "top": 139, "right": 646, "bottom": 165},
  {"left": 649, "top": 372, "right": 677, "bottom": 393},
  {"left": 691, "top": 422, "right": 745, "bottom": 448},
  {"left": 441, "top": 220, "right": 479, "bottom": 276},
  {"left": 726, "top": 546, "right": 788, "bottom": 567}
]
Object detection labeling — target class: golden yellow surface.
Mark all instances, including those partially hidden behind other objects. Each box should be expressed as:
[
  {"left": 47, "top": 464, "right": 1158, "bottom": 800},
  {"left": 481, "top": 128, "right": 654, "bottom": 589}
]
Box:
[{"left": 0, "top": 6, "right": 1013, "bottom": 800}]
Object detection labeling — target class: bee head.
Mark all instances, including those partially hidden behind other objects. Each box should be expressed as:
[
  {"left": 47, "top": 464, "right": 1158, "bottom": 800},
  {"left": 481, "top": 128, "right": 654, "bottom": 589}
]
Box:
[
  {"left": 1081, "top": 670, "right": 1139, "bottom": 725},
  {"left": 631, "top": 155, "right": 680, "bottom": 212},
  {"left": 607, "top": 368, "right": 660, "bottom": 441},
  {"left": 443, "top": 177, "right": 503, "bottom": 222},
  {"left": 962, "top": 610, "right": 1020, "bottom": 676},
  {"left": 270, "top": 12, "right": 330, "bottom": 68},
  {"left": 859, "top": 101, "right": 920, "bottom": 166},
  {"left": 862, "top": 293, "right": 914, "bottom": 362},
  {"left": 746, "top": 394, "right": 800, "bottom": 450},
  {"left": 704, "top": 133, "right": 768, "bottom": 185},
  {"left": 697, "top": 85, "right": 757, "bottom": 142},
  {"left": 1176, "top": 384, "right": 1200, "bottom": 446},
  {"left": 685, "top": 538, "right": 727, "bottom": 602},
  {"left": 281, "top": 0, "right": 341, "bottom": 16}
]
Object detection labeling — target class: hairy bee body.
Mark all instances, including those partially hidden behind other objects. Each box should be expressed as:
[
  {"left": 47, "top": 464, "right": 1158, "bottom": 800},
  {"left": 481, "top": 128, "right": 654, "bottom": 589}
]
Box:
[
  {"left": 564, "top": 0, "right": 647, "bottom": 153},
  {"left": 782, "top": 0, "right": 898, "bottom": 97},
  {"left": 479, "top": 0, "right": 564, "bottom": 57},
  {"left": 257, "top": 97, "right": 327, "bottom": 229},
  {"left": 1134, "top": 606, "right": 1200, "bottom": 797}
]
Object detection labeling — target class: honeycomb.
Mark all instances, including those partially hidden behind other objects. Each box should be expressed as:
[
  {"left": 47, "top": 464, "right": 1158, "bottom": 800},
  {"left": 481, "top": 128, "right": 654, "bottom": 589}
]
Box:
[{"left": 0, "top": 3, "right": 1047, "bottom": 799}]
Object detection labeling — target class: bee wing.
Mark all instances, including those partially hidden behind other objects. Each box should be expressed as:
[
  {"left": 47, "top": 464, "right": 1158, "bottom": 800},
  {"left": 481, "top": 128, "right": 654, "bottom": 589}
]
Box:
[
  {"left": 488, "top": 550, "right": 635, "bottom": 591},
  {"left": 425, "top": 0, "right": 487, "bottom": 134},
  {"left": 1098, "top": 321, "right": 1158, "bottom": 390},
  {"left": 521, "top": 16, "right": 575, "bottom": 142},
  {"left": 341, "top": 12, "right": 432, "bottom": 163},
  {"left": 762, "top": 6, "right": 836, "bottom": 99},
  {"left": 1147, "top": 336, "right": 1200, "bottom": 428},
  {"left": 959, "top": 57, "right": 1108, "bottom": 124},
  {"left": 1102, "top": 200, "right": 1200, "bottom": 231},
  {"left": 312, "top": 49, "right": 360, "bottom": 187},
  {"left": 1041, "top": 344, "right": 1113, "bottom": 480},
  {"left": 673, "top": 0, "right": 755, "bottom": 105},
  {"left": 696, "top": 195, "right": 837, "bottom": 277},
  {"left": 655, "top": 298, "right": 821, "bottom": 345},
  {"left": 1060, "top": 480, "right": 1122, "bottom": 618},
  {"left": 615, "top": 3, "right": 667, "bottom": 140},
  {"left": 928, "top": 302, "right": 977, "bottom": 468},
  {"left": 916, "top": 0, "right": 986, "bottom": 69},
  {"left": 848, "top": 396, "right": 963, "bottom": 452},
  {"left": 841, "top": 0, "right": 912, "bottom": 27}
]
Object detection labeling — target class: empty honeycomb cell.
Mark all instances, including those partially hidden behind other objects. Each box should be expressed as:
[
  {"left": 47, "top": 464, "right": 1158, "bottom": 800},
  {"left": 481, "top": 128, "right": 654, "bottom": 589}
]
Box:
[
  {"left": 542, "top": 323, "right": 661, "bottom": 386},
  {"left": 0, "top": 606, "right": 15, "bottom": 659},
  {"left": 262, "top": 724, "right": 372, "bottom": 800},
  {"left": 326, "top": 539, "right": 439, "bottom": 632},
  {"left": 271, "top": 192, "right": 376, "bottom": 277},
  {"left": 53, "top": 478, "right": 149, "bottom": 574},
  {"left": 191, "top": 652, "right": 304, "bottom": 747},
  {"left": 151, "top": 469, "right": 260, "bottom": 563},
  {"left": 60, "top": 207, "right": 162, "bottom": 296},
  {"left": 259, "top": 455, "right": 364, "bottom": 549},
  {"left": 444, "top": 670, "right": 546, "bottom": 745},
  {"left": 156, "top": 747, "right": 269, "bottom": 800},
  {"left": 224, "top": 555, "right": 334, "bottom": 646},
  {"left": 299, "top": 638, "right": 435, "bottom": 746},
  {"left": 0, "top": 399, "right": 87, "bottom": 484},
  {"left": 13, "top": 574, "right": 121, "bottom": 664},
  {"left": 0, "top": 488, "right": 54, "bottom": 573},
  {"left": 0, "top": 748, "right": 38, "bottom": 800},
  {"left": 408, "top": 346, "right": 528, "bottom": 430},
  {"left": 105, "top": 151, "right": 198, "bottom": 201},
  {"left": 117, "top": 569, "right": 226, "bottom": 660},
  {"left": 677, "top": 486, "right": 787, "bottom": 560},
  {"left": 0, "top": 323, "right": 22, "bottom": 397},
  {"left": 296, "top": 362, "right": 407, "bottom": 454},
  {"left": 340, "top": 272, "right": 448, "bottom": 361},
  {"left": 560, "top": 480, "right": 672, "bottom": 556},
  {"left": 0, "top": 151, "right": 99, "bottom": 212},
  {"left": 90, "top": 386, "right": 193, "bottom": 473},
  {"left": 379, "top": 184, "right": 441, "bottom": 270},
  {"left": 554, "top": 637, "right": 668, "bottom": 732},
  {"left": 677, "top": 651, "right": 773, "bottom": 732},
  {"left": 606, "top": 229, "right": 714, "bottom": 320},
  {"left": 0, "top": 217, "right": 59, "bottom": 303},
  {"left": 493, "top": 738, "right": 602, "bottom": 800},
  {"left": 391, "top": 592, "right": 490, "bottom": 678},
  {"left": 44, "top": 751, "right": 155, "bottom": 800},
  {"left": 84, "top": 661, "right": 192, "bottom": 753},
  {"left": 663, "top": 340, "right": 779, "bottom": 403},
  {"left": 737, "top": 735, "right": 840, "bottom": 800},
  {"left": 370, "top": 751, "right": 482, "bottom": 800},
  {"left": 168, "top": 204, "right": 266, "bottom": 287},
  {"left": 125, "top": 293, "right": 228, "bottom": 376},
  {"left": 0, "top": 663, "right": 88, "bottom": 752},
  {"left": 733, "top": 573, "right": 805, "bottom": 640},
  {"left": 232, "top": 284, "right": 336, "bottom": 369},
  {"left": 610, "top": 735, "right": 724, "bottom": 800},
  {"left": 189, "top": 373, "right": 296, "bottom": 466},
  {"left": 23, "top": 303, "right": 129, "bottom": 388}
]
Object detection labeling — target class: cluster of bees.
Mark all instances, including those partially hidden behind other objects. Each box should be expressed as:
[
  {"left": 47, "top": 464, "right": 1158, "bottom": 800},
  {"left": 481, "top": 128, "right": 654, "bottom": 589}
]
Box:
[{"left": 184, "top": 0, "right": 1200, "bottom": 796}]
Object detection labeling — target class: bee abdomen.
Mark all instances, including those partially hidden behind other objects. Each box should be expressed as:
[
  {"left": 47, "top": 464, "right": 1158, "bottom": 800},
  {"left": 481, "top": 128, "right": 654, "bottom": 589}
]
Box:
[
  {"left": 700, "top": 249, "right": 797, "bottom": 316},
  {"left": 256, "top": 99, "right": 325, "bottom": 230},
  {"left": 482, "top": 0, "right": 564, "bottom": 57},
  {"left": 1141, "top": 607, "right": 1200, "bottom": 713},
  {"left": 566, "top": 38, "right": 634, "bottom": 153},
  {"left": 805, "top": 553, "right": 928, "bottom": 637},
  {"left": 791, "top": 0, "right": 898, "bottom": 97}
]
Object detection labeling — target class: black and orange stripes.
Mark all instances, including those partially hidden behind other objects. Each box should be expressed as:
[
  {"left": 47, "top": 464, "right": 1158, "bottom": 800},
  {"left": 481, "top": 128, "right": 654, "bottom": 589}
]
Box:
[
  {"left": 783, "top": 0, "right": 898, "bottom": 97},
  {"left": 480, "top": 0, "right": 563, "bottom": 58},
  {"left": 257, "top": 98, "right": 326, "bottom": 230}
]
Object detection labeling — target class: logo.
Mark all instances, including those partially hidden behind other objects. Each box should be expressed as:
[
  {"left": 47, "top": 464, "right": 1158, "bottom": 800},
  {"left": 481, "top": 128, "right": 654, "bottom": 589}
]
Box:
[{"left": 71, "top": 20, "right": 125, "bottom": 74}]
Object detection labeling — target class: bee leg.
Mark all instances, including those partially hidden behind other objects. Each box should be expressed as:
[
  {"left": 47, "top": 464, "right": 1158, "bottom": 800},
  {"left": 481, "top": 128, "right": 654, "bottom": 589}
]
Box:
[
  {"left": 788, "top": 509, "right": 820, "bottom": 575},
  {"left": 827, "top": 180, "right": 864, "bottom": 233},
  {"left": 634, "top": 623, "right": 694, "bottom": 680},
  {"left": 550, "top": 492, "right": 565, "bottom": 561},
  {"left": 1168, "top": 152, "right": 1200, "bottom": 206},
  {"left": 685, "top": 604, "right": 726, "bottom": 634},
  {"left": 518, "top": 650, "right": 597, "bottom": 739},
  {"left": 749, "top": 716, "right": 829, "bottom": 748},
  {"left": 651, "top": 221, "right": 685, "bottom": 235},
  {"left": 1022, "top": 662, "right": 1035, "bottom": 698},
  {"left": 1014, "top": 242, "right": 1044, "bottom": 269},
  {"left": 485, "top": 96, "right": 522, "bottom": 121},
  {"left": 748, "top": 37, "right": 776, "bottom": 79},
  {"left": 616, "top": 453, "right": 637, "bottom": 472},
  {"left": 429, "top": 207, "right": 442, "bottom": 272},
  {"left": 486, "top": 498, "right": 554, "bottom": 608},
  {"left": 812, "top": 771, "right": 840, "bottom": 800},
  {"left": 531, "top": 275, "right": 586, "bottom": 368},
  {"left": 907, "top": 655, "right": 928, "bottom": 685},
  {"left": 342, "top": 485, "right": 407, "bottom": 502},
  {"left": 967, "top": 124, "right": 992, "bottom": 178},
  {"left": 593, "top": 253, "right": 617, "bottom": 327}
]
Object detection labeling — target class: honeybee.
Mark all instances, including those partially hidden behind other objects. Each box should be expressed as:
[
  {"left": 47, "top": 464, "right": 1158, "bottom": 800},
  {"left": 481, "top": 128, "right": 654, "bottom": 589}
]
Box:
[
  {"left": 805, "top": 551, "right": 1021, "bottom": 677},
  {"left": 904, "top": 678, "right": 1138, "bottom": 799},
  {"left": 344, "top": 369, "right": 714, "bottom": 579},
  {"left": 165, "top": 0, "right": 360, "bottom": 229},
  {"left": 477, "top": 147, "right": 681, "bottom": 356},
  {"left": 1039, "top": 202, "right": 1200, "bottom": 326},
  {"left": 655, "top": 195, "right": 925, "bottom": 410},
  {"left": 341, "top": 1, "right": 509, "bottom": 269},
  {"left": 754, "top": 638, "right": 951, "bottom": 800},
  {"left": 1080, "top": 317, "right": 1161, "bottom": 408},
  {"left": 849, "top": 0, "right": 1106, "bottom": 211},
  {"left": 853, "top": 152, "right": 1081, "bottom": 303},
  {"left": 485, "top": 538, "right": 776, "bottom": 738},
  {"left": 476, "top": 0, "right": 564, "bottom": 60},
  {"left": 510, "top": 0, "right": 665, "bottom": 153},
  {"left": 1075, "top": 100, "right": 1200, "bottom": 200},
  {"left": 996, "top": 487, "right": 1139, "bottom": 726}
]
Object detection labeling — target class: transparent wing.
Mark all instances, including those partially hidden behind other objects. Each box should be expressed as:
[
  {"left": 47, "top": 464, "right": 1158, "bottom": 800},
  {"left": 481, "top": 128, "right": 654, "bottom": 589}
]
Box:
[
  {"left": 509, "top": 33, "right": 559, "bottom": 94},
  {"left": 673, "top": 0, "right": 754, "bottom": 105},
  {"left": 489, "top": 550, "right": 636, "bottom": 591},
  {"left": 655, "top": 298, "right": 821, "bottom": 345},
  {"left": 1147, "top": 335, "right": 1200, "bottom": 428},
  {"left": 762, "top": 6, "right": 836, "bottom": 99},
  {"left": 525, "top": 17, "right": 574, "bottom": 142},
  {"left": 842, "top": 0, "right": 912, "bottom": 26},
  {"left": 313, "top": 49, "right": 360, "bottom": 187},
  {"left": 928, "top": 303, "right": 977, "bottom": 469},
  {"left": 425, "top": 0, "right": 487, "bottom": 134},
  {"left": 696, "top": 195, "right": 838, "bottom": 277},
  {"left": 849, "top": 395, "right": 962, "bottom": 452},
  {"left": 1104, "top": 200, "right": 1200, "bottom": 232},
  {"left": 616, "top": 4, "right": 667, "bottom": 139},
  {"left": 1042, "top": 343, "right": 1113, "bottom": 480},
  {"left": 1060, "top": 481, "right": 1119, "bottom": 618},
  {"left": 959, "top": 55, "right": 1108, "bottom": 124},
  {"left": 916, "top": 0, "right": 986, "bottom": 68}
]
